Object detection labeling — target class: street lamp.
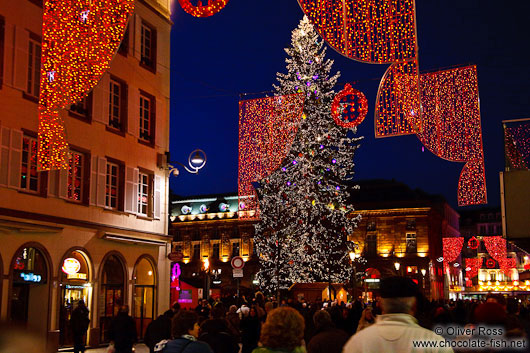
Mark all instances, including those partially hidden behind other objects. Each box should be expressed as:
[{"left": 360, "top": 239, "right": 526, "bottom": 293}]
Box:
[
  {"left": 394, "top": 262, "right": 401, "bottom": 273},
  {"left": 421, "top": 268, "right": 427, "bottom": 292},
  {"left": 169, "top": 149, "right": 207, "bottom": 177},
  {"left": 349, "top": 252, "right": 359, "bottom": 300}
]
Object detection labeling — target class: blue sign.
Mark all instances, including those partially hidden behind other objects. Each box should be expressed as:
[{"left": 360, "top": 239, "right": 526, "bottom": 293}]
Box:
[{"left": 19, "top": 272, "right": 42, "bottom": 283}]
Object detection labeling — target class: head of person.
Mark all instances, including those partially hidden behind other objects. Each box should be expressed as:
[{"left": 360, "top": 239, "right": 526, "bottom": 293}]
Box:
[
  {"left": 229, "top": 305, "right": 238, "bottom": 314},
  {"left": 264, "top": 301, "right": 274, "bottom": 313},
  {"left": 260, "top": 307, "right": 305, "bottom": 351},
  {"left": 473, "top": 302, "right": 507, "bottom": 326},
  {"left": 172, "top": 310, "right": 200, "bottom": 338},
  {"left": 77, "top": 300, "right": 86, "bottom": 308},
  {"left": 362, "top": 307, "right": 374, "bottom": 321},
  {"left": 172, "top": 302, "right": 181, "bottom": 313},
  {"left": 211, "top": 304, "right": 226, "bottom": 319},
  {"left": 249, "top": 306, "right": 257, "bottom": 318},
  {"left": 380, "top": 277, "right": 419, "bottom": 316},
  {"left": 119, "top": 305, "right": 130, "bottom": 315},
  {"left": 313, "top": 310, "right": 334, "bottom": 331}
]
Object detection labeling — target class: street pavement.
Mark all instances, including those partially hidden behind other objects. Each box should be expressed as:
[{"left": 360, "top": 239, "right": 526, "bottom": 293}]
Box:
[{"left": 59, "top": 343, "right": 149, "bottom": 353}]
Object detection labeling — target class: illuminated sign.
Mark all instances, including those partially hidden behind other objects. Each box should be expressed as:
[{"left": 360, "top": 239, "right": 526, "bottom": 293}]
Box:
[
  {"left": 62, "top": 258, "right": 81, "bottom": 275},
  {"left": 20, "top": 272, "right": 42, "bottom": 283},
  {"left": 67, "top": 273, "right": 87, "bottom": 280}
]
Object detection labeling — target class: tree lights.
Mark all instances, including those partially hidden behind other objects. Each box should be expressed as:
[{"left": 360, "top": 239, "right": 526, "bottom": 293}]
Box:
[
  {"left": 38, "top": 0, "right": 134, "bottom": 170},
  {"left": 178, "top": 0, "right": 229, "bottom": 17}
]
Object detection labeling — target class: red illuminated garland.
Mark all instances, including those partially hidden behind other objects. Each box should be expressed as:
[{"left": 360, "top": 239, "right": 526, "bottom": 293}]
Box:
[
  {"left": 331, "top": 84, "right": 368, "bottom": 128},
  {"left": 238, "top": 94, "right": 305, "bottom": 219},
  {"left": 483, "top": 236, "right": 516, "bottom": 274},
  {"left": 504, "top": 121, "right": 530, "bottom": 170},
  {"left": 442, "top": 237, "right": 464, "bottom": 269},
  {"left": 467, "top": 236, "right": 479, "bottom": 250},
  {"left": 39, "top": 0, "right": 134, "bottom": 170},
  {"left": 465, "top": 258, "right": 482, "bottom": 278},
  {"left": 178, "top": 0, "right": 229, "bottom": 17},
  {"left": 486, "top": 258, "right": 496, "bottom": 269}
]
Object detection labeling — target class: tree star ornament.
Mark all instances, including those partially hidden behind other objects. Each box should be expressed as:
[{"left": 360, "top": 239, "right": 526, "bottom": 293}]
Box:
[{"left": 331, "top": 84, "right": 368, "bottom": 128}]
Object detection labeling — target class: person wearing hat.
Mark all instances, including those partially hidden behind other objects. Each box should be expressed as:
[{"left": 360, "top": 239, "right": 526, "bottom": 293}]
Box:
[{"left": 342, "top": 277, "right": 453, "bottom": 353}]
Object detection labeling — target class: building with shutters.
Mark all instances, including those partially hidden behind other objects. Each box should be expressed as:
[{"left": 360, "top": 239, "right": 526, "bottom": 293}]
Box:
[{"left": 0, "top": 1, "right": 172, "bottom": 351}]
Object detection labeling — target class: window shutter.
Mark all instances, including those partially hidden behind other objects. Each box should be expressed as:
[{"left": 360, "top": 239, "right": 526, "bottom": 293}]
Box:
[
  {"left": 48, "top": 170, "right": 59, "bottom": 197},
  {"left": 124, "top": 166, "right": 139, "bottom": 214},
  {"left": 134, "top": 14, "right": 142, "bottom": 60},
  {"left": 96, "top": 157, "right": 107, "bottom": 207},
  {"left": 13, "top": 26, "right": 28, "bottom": 91},
  {"left": 153, "top": 174, "right": 161, "bottom": 219},
  {"left": 0, "top": 127, "right": 10, "bottom": 186},
  {"left": 3, "top": 23, "right": 15, "bottom": 88},
  {"left": 93, "top": 73, "right": 110, "bottom": 124},
  {"left": 89, "top": 155, "right": 98, "bottom": 205},
  {"left": 8, "top": 129, "right": 22, "bottom": 189},
  {"left": 58, "top": 167, "right": 68, "bottom": 199},
  {"left": 154, "top": 97, "right": 164, "bottom": 147},
  {"left": 128, "top": 87, "right": 139, "bottom": 138}
]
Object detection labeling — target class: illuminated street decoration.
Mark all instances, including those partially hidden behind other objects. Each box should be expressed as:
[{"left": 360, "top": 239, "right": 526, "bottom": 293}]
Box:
[
  {"left": 38, "top": 0, "right": 134, "bottom": 170},
  {"left": 442, "top": 237, "right": 464, "bottom": 270},
  {"left": 178, "top": 0, "right": 229, "bottom": 18},
  {"left": 504, "top": 121, "right": 530, "bottom": 170},
  {"left": 238, "top": 93, "right": 305, "bottom": 219},
  {"left": 331, "top": 83, "right": 368, "bottom": 128},
  {"left": 465, "top": 258, "right": 482, "bottom": 278}
]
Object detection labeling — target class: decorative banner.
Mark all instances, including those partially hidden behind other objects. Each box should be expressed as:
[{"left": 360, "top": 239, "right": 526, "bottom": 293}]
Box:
[
  {"left": 465, "top": 258, "right": 482, "bottom": 278},
  {"left": 504, "top": 121, "right": 530, "bottom": 170},
  {"left": 297, "top": 0, "right": 418, "bottom": 63},
  {"left": 331, "top": 83, "right": 368, "bottom": 128},
  {"left": 442, "top": 237, "right": 464, "bottom": 269},
  {"left": 238, "top": 94, "right": 305, "bottom": 219},
  {"left": 178, "top": 0, "right": 229, "bottom": 17},
  {"left": 38, "top": 0, "right": 134, "bottom": 170}
]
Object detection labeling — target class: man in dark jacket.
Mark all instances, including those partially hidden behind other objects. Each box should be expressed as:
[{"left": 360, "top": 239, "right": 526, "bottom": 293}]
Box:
[
  {"left": 199, "top": 304, "right": 239, "bottom": 353},
  {"left": 307, "top": 310, "right": 349, "bottom": 353},
  {"left": 109, "top": 305, "right": 137, "bottom": 353},
  {"left": 145, "top": 310, "right": 175, "bottom": 353},
  {"left": 70, "top": 300, "right": 90, "bottom": 353}
]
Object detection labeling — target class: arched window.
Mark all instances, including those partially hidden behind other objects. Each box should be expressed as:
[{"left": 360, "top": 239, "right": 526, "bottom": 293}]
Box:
[
  {"left": 133, "top": 257, "right": 156, "bottom": 339},
  {"left": 100, "top": 254, "right": 126, "bottom": 343}
]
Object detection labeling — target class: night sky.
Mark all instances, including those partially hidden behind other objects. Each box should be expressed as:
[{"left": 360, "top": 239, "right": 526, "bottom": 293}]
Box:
[{"left": 168, "top": 0, "right": 530, "bottom": 210}]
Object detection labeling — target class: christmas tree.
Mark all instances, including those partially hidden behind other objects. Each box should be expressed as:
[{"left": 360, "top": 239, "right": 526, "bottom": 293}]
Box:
[{"left": 254, "top": 16, "right": 362, "bottom": 296}]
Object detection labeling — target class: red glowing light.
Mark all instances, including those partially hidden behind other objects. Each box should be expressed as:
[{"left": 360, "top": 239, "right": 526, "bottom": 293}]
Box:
[
  {"left": 178, "top": 0, "right": 229, "bottom": 18},
  {"left": 331, "top": 84, "right": 368, "bottom": 128}
]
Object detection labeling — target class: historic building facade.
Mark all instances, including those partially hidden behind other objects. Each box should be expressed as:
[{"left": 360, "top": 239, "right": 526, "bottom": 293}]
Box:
[{"left": 0, "top": 0, "right": 172, "bottom": 350}]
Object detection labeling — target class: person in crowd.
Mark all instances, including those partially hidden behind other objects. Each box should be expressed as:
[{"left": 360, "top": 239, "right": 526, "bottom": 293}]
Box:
[
  {"left": 108, "top": 305, "right": 137, "bottom": 353},
  {"left": 70, "top": 300, "right": 90, "bottom": 353},
  {"left": 145, "top": 309, "right": 175, "bottom": 353},
  {"left": 307, "top": 310, "right": 348, "bottom": 353},
  {"left": 252, "top": 306, "right": 305, "bottom": 353},
  {"left": 343, "top": 277, "right": 453, "bottom": 353},
  {"left": 155, "top": 310, "right": 213, "bottom": 353},
  {"left": 355, "top": 307, "right": 375, "bottom": 332},
  {"left": 196, "top": 299, "right": 212, "bottom": 319},
  {"left": 241, "top": 306, "right": 261, "bottom": 353},
  {"left": 226, "top": 305, "right": 242, "bottom": 342},
  {"left": 172, "top": 302, "right": 182, "bottom": 314},
  {"left": 199, "top": 304, "right": 239, "bottom": 353}
]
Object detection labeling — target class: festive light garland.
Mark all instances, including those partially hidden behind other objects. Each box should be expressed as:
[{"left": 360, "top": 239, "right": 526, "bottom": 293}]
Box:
[
  {"left": 331, "top": 83, "right": 368, "bottom": 128},
  {"left": 238, "top": 94, "right": 305, "bottom": 219},
  {"left": 468, "top": 236, "right": 479, "bottom": 250},
  {"left": 442, "top": 237, "right": 464, "bottom": 270},
  {"left": 504, "top": 121, "right": 530, "bottom": 170},
  {"left": 38, "top": 0, "right": 134, "bottom": 170},
  {"left": 178, "top": 0, "right": 229, "bottom": 17},
  {"left": 465, "top": 258, "right": 482, "bottom": 278}
]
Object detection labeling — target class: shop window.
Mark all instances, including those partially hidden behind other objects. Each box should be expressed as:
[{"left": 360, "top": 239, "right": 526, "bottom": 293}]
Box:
[
  {"left": 21, "top": 135, "right": 39, "bottom": 192},
  {"left": 27, "top": 37, "right": 41, "bottom": 98},
  {"left": 406, "top": 233, "right": 417, "bottom": 253},
  {"left": 100, "top": 255, "right": 125, "bottom": 344},
  {"left": 193, "top": 244, "right": 200, "bottom": 259},
  {"left": 133, "top": 258, "right": 155, "bottom": 339},
  {"left": 232, "top": 242, "right": 240, "bottom": 257}
]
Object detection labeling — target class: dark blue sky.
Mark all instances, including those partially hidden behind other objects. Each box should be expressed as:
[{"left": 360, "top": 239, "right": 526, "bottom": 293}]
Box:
[{"left": 168, "top": 0, "right": 530, "bottom": 210}]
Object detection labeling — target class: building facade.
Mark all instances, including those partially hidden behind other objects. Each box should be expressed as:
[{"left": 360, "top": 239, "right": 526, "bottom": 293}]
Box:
[{"left": 0, "top": 0, "right": 172, "bottom": 350}]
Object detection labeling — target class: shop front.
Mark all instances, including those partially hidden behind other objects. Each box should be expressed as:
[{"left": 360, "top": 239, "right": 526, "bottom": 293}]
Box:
[
  {"left": 58, "top": 249, "right": 93, "bottom": 347},
  {"left": 9, "top": 245, "right": 50, "bottom": 337},
  {"left": 99, "top": 253, "right": 127, "bottom": 344},
  {"left": 133, "top": 256, "right": 156, "bottom": 340}
]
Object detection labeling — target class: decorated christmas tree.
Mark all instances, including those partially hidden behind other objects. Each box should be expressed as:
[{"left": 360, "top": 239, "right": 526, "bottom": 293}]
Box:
[{"left": 254, "top": 16, "right": 363, "bottom": 295}]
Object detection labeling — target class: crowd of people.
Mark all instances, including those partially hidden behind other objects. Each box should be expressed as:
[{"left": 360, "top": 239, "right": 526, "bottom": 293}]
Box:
[{"left": 66, "top": 276, "right": 530, "bottom": 353}]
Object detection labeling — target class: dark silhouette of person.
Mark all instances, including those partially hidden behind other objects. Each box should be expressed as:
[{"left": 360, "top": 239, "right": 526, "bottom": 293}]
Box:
[
  {"left": 109, "top": 305, "right": 137, "bottom": 353},
  {"left": 70, "top": 300, "right": 90, "bottom": 353}
]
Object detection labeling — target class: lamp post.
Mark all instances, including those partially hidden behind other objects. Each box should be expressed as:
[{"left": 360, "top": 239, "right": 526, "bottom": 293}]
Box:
[
  {"left": 421, "top": 268, "right": 427, "bottom": 293},
  {"left": 202, "top": 258, "right": 210, "bottom": 300},
  {"left": 168, "top": 149, "right": 207, "bottom": 177},
  {"left": 394, "top": 261, "right": 401, "bottom": 275},
  {"left": 349, "top": 252, "right": 359, "bottom": 300}
]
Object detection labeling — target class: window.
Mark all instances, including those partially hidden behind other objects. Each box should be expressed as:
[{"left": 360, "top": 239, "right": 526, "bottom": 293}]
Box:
[
  {"left": 27, "top": 38, "right": 41, "bottom": 98},
  {"left": 69, "top": 93, "right": 92, "bottom": 122},
  {"left": 140, "top": 21, "right": 156, "bottom": 71},
  {"left": 367, "top": 221, "right": 376, "bottom": 231},
  {"left": 21, "top": 135, "right": 39, "bottom": 192},
  {"left": 105, "top": 162, "right": 119, "bottom": 209},
  {"left": 0, "top": 16, "right": 5, "bottom": 88},
  {"left": 213, "top": 243, "right": 220, "bottom": 259},
  {"left": 406, "top": 219, "right": 416, "bottom": 230},
  {"left": 365, "top": 234, "right": 377, "bottom": 256},
  {"left": 232, "top": 242, "right": 240, "bottom": 257},
  {"left": 479, "top": 225, "right": 487, "bottom": 235},
  {"left": 118, "top": 24, "right": 129, "bottom": 55},
  {"left": 193, "top": 244, "right": 200, "bottom": 259},
  {"left": 139, "top": 93, "right": 154, "bottom": 144},
  {"left": 67, "top": 151, "right": 84, "bottom": 201},
  {"left": 109, "top": 79, "right": 122, "bottom": 130},
  {"left": 406, "top": 233, "right": 417, "bottom": 253},
  {"left": 138, "top": 172, "right": 150, "bottom": 216},
  {"left": 488, "top": 224, "right": 495, "bottom": 235}
]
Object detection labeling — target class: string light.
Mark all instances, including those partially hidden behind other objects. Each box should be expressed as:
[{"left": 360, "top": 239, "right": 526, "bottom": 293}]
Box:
[
  {"left": 38, "top": 0, "right": 134, "bottom": 170},
  {"left": 178, "top": 0, "right": 229, "bottom": 18},
  {"left": 238, "top": 94, "right": 305, "bottom": 219},
  {"left": 442, "top": 237, "right": 464, "bottom": 270},
  {"left": 504, "top": 121, "right": 530, "bottom": 170},
  {"left": 331, "top": 83, "right": 368, "bottom": 128},
  {"left": 465, "top": 258, "right": 482, "bottom": 278}
]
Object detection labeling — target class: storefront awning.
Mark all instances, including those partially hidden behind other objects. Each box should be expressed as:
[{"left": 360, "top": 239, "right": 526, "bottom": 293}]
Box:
[{"left": 103, "top": 232, "right": 168, "bottom": 246}]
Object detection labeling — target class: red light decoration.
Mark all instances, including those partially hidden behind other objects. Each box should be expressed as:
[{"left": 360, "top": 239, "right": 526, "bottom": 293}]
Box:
[
  {"left": 296, "top": 0, "right": 418, "bottom": 63},
  {"left": 178, "top": 0, "right": 229, "bottom": 18},
  {"left": 38, "top": 0, "right": 134, "bottom": 170},
  {"left": 483, "top": 236, "right": 516, "bottom": 274},
  {"left": 442, "top": 237, "right": 464, "bottom": 269},
  {"left": 465, "top": 258, "right": 482, "bottom": 278},
  {"left": 468, "top": 236, "right": 479, "bottom": 250},
  {"left": 238, "top": 94, "right": 305, "bottom": 219},
  {"left": 504, "top": 121, "right": 530, "bottom": 170},
  {"left": 486, "top": 258, "right": 496, "bottom": 269},
  {"left": 331, "top": 84, "right": 368, "bottom": 128}
]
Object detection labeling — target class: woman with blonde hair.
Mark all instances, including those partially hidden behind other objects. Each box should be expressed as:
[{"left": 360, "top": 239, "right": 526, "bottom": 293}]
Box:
[
  {"left": 252, "top": 307, "right": 306, "bottom": 353},
  {"left": 356, "top": 307, "right": 375, "bottom": 332}
]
